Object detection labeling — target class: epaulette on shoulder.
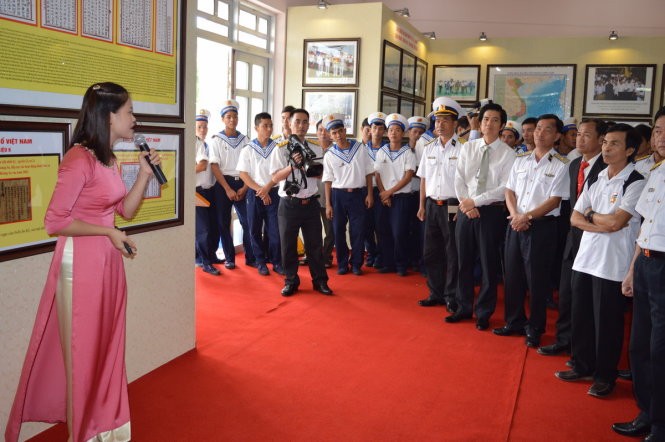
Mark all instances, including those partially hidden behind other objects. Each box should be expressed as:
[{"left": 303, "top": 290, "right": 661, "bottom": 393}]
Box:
[
  {"left": 516, "top": 151, "right": 533, "bottom": 157},
  {"left": 635, "top": 154, "right": 651, "bottom": 162},
  {"left": 307, "top": 139, "right": 320, "bottom": 146},
  {"left": 425, "top": 138, "right": 437, "bottom": 146},
  {"left": 458, "top": 136, "right": 468, "bottom": 144},
  {"left": 271, "top": 134, "right": 282, "bottom": 140},
  {"left": 651, "top": 160, "right": 663, "bottom": 171},
  {"left": 553, "top": 153, "right": 570, "bottom": 164},
  {"left": 277, "top": 140, "right": 289, "bottom": 148}
]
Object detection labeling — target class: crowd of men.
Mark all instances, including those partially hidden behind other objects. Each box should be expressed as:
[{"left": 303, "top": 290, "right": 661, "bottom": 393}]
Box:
[{"left": 194, "top": 97, "right": 665, "bottom": 441}]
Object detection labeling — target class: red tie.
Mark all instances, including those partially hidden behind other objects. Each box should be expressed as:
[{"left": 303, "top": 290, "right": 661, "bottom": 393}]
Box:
[{"left": 577, "top": 160, "right": 589, "bottom": 197}]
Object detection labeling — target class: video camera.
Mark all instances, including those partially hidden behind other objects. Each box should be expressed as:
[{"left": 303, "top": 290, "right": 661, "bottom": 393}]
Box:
[
  {"left": 282, "top": 135, "right": 324, "bottom": 196},
  {"left": 467, "top": 98, "right": 493, "bottom": 119}
]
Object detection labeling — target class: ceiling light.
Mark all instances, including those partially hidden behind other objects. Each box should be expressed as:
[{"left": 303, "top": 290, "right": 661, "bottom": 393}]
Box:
[
  {"left": 609, "top": 30, "right": 619, "bottom": 41},
  {"left": 479, "top": 32, "right": 487, "bottom": 41},
  {"left": 317, "top": 0, "right": 328, "bottom": 9},
  {"left": 393, "top": 8, "right": 410, "bottom": 18},
  {"left": 423, "top": 32, "right": 436, "bottom": 40}
]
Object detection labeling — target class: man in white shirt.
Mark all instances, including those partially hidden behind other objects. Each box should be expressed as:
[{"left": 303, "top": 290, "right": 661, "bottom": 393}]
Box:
[
  {"left": 323, "top": 113, "right": 374, "bottom": 275},
  {"left": 493, "top": 114, "right": 569, "bottom": 347},
  {"left": 364, "top": 112, "right": 387, "bottom": 269},
  {"left": 556, "top": 124, "right": 646, "bottom": 399},
  {"left": 612, "top": 108, "right": 665, "bottom": 440},
  {"left": 209, "top": 99, "right": 255, "bottom": 270},
  {"left": 270, "top": 109, "right": 331, "bottom": 296},
  {"left": 237, "top": 112, "right": 282, "bottom": 276},
  {"left": 446, "top": 103, "right": 515, "bottom": 330}
]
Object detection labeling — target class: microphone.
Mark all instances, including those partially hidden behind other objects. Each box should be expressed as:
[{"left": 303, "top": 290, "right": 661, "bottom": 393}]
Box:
[{"left": 134, "top": 134, "right": 167, "bottom": 185}]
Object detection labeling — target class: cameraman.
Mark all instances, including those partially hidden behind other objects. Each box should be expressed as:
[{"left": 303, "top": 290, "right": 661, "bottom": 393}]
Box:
[{"left": 269, "top": 108, "right": 332, "bottom": 296}]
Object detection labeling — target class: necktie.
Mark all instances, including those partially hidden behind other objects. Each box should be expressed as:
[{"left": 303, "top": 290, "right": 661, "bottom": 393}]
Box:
[
  {"left": 577, "top": 160, "right": 589, "bottom": 197},
  {"left": 476, "top": 144, "right": 490, "bottom": 194}
]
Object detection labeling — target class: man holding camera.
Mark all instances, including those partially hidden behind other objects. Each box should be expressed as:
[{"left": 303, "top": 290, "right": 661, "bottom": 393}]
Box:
[{"left": 270, "top": 109, "right": 331, "bottom": 296}]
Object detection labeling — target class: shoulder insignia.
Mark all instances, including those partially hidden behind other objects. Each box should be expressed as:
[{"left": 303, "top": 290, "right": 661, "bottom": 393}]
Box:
[
  {"left": 553, "top": 153, "right": 570, "bottom": 164},
  {"left": 271, "top": 134, "right": 282, "bottom": 140},
  {"left": 307, "top": 139, "right": 320, "bottom": 146},
  {"left": 516, "top": 151, "right": 533, "bottom": 157},
  {"left": 635, "top": 154, "right": 651, "bottom": 162},
  {"left": 458, "top": 136, "right": 468, "bottom": 144},
  {"left": 651, "top": 160, "right": 663, "bottom": 171},
  {"left": 277, "top": 140, "right": 289, "bottom": 148},
  {"left": 425, "top": 138, "right": 437, "bottom": 146}
]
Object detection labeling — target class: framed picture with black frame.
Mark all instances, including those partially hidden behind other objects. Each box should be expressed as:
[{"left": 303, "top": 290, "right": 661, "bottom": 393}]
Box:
[
  {"left": 583, "top": 64, "right": 656, "bottom": 118},
  {"left": 401, "top": 52, "right": 416, "bottom": 96},
  {"left": 381, "top": 92, "right": 399, "bottom": 115},
  {"left": 382, "top": 41, "right": 402, "bottom": 92},
  {"left": 414, "top": 59, "right": 428, "bottom": 99}
]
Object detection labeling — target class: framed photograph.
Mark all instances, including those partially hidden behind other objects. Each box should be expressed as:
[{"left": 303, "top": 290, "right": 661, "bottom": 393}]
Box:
[
  {"left": 381, "top": 92, "right": 399, "bottom": 115},
  {"left": 414, "top": 59, "right": 428, "bottom": 99},
  {"left": 382, "top": 41, "right": 402, "bottom": 92},
  {"left": 414, "top": 101, "right": 426, "bottom": 118},
  {"left": 302, "top": 89, "right": 358, "bottom": 136},
  {"left": 303, "top": 38, "right": 360, "bottom": 87},
  {"left": 401, "top": 52, "right": 416, "bottom": 96},
  {"left": 583, "top": 64, "right": 656, "bottom": 117},
  {"left": 433, "top": 65, "right": 480, "bottom": 104},
  {"left": 0, "top": 121, "right": 69, "bottom": 261},
  {"left": 661, "top": 64, "right": 665, "bottom": 110},
  {"left": 400, "top": 97, "right": 414, "bottom": 116},
  {"left": 487, "top": 64, "right": 576, "bottom": 123}
]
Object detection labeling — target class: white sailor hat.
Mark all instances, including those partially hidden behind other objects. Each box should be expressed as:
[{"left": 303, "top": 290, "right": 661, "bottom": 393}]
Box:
[
  {"left": 220, "top": 99, "right": 239, "bottom": 116},
  {"left": 368, "top": 112, "right": 387, "bottom": 126},
  {"left": 502, "top": 120, "right": 521, "bottom": 138},
  {"left": 324, "top": 113, "right": 346, "bottom": 131},
  {"left": 196, "top": 109, "right": 211, "bottom": 122},
  {"left": 428, "top": 97, "right": 464, "bottom": 120},
  {"left": 385, "top": 113, "right": 408, "bottom": 130},
  {"left": 408, "top": 116, "right": 428, "bottom": 130},
  {"left": 562, "top": 117, "right": 577, "bottom": 132}
]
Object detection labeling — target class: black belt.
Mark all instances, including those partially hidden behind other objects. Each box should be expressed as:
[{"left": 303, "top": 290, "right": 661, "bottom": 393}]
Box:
[
  {"left": 223, "top": 175, "right": 241, "bottom": 181},
  {"left": 643, "top": 248, "right": 665, "bottom": 259},
  {"left": 284, "top": 195, "right": 319, "bottom": 205},
  {"left": 334, "top": 187, "right": 364, "bottom": 193}
]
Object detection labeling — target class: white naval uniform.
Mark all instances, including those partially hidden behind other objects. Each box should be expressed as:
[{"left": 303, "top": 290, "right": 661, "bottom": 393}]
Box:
[{"left": 417, "top": 135, "right": 463, "bottom": 200}]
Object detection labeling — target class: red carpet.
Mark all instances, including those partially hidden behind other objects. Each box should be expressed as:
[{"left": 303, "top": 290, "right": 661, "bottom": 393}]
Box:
[{"left": 30, "top": 261, "right": 638, "bottom": 441}]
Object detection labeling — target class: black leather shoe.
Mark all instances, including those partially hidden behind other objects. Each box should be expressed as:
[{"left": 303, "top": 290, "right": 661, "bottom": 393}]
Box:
[
  {"left": 444, "top": 312, "right": 472, "bottom": 323},
  {"left": 281, "top": 282, "right": 299, "bottom": 296},
  {"left": 258, "top": 264, "right": 270, "bottom": 276},
  {"left": 418, "top": 297, "right": 445, "bottom": 307},
  {"left": 644, "top": 433, "right": 664, "bottom": 441},
  {"left": 337, "top": 267, "right": 349, "bottom": 275},
  {"left": 612, "top": 417, "right": 650, "bottom": 437},
  {"left": 352, "top": 266, "right": 363, "bottom": 275},
  {"left": 588, "top": 381, "right": 615, "bottom": 398},
  {"left": 555, "top": 369, "right": 593, "bottom": 382},
  {"left": 537, "top": 343, "right": 570, "bottom": 356},
  {"left": 492, "top": 326, "right": 526, "bottom": 337},
  {"left": 525, "top": 335, "right": 540, "bottom": 348},
  {"left": 378, "top": 267, "right": 396, "bottom": 273},
  {"left": 476, "top": 318, "right": 489, "bottom": 330},
  {"left": 313, "top": 282, "right": 333, "bottom": 295},
  {"left": 617, "top": 369, "right": 632, "bottom": 381},
  {"left": 445, "top": 299, "right": 458, "bottom": 313},
  {"left": 224, "top": 262, "right": 236, "bottom": 269},
  {"left": 202, "top": 264, "right": 220, "bottom": 276}
]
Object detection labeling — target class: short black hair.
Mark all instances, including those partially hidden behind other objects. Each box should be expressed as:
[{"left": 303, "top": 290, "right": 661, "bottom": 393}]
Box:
[
  {"left": 361, "top": 118, "right": 370, "bottom": 128},
  {"left": 653, "top": 106, "right": 665, "bottom": 125},
  {"left": 605, "top": 123, "right": 641, "bottom": 162},
  {"left": 457, "top": 116, "right": 470, "bottom": 130},
  {"left": 537, "top": 114, "right": 563, "bottom": 133},
  {"left": 282, "top": 105, "right": 296, "bottom": 116},
  {"left": 522, "top": 117, "right": 538, "bottom": 127},
  {"left": 254, "top": 112, "right": 272, "bottom": 127},
  {"left": 579, "top": 118, "right": 609, "bottom": 136},
  {"left": 290, "top": 108, "right": 309, "bottom": 120},
  {"left": 479, "top": 103, "right": 507, "bottom": 125},
  {"left": 634, "top": 123, "right": 652, "bottom": 143},
  {"left": 316, "top": 119, "right": 324, "bottom": 130}
]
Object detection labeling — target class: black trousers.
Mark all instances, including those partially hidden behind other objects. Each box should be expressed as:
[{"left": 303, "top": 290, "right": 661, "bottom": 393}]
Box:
[
  {"left": 277, "top": 197, "right": 328, "bottom": 286},
  {"left": 444, "top": 208, "right": 458, "bottom": 299},
  {"left": 571, "top": 270, "right": 625, "bottom": 383},
  {"left": 423, "top": 199, "right": 450, "bottom": 301},
  {"left": 503, "top": 217, "right": 557, "bottom": 335},
  {"left": 455, "top": 205, "right": 506, "bottom": 320},
  {"left": 630, "top": 253, "right": 665, "bottom": 438},
  {"left": 554, "top": 254, "right": 574, "bottom": 346},
  {"left": 195, "top": 186, "right": 219, "bottom": 265}
]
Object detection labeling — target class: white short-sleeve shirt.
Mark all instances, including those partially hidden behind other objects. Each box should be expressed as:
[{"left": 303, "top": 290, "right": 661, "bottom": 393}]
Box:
[
  {"left": 505, "top": 149, "right": 570, "bottom": 216},
  {"left": 269, "top": 138, "right": 323, "bottom": 199},
  {"left": 236, "top": 138, "right": 279, "bottom": 188},
  {"left": 635, "top": 163, "right": 665, "bottom": 252},
  {"left": 417, "top": 136, "right": 463, "bottom": 200},
  {"left": 572, "top": 164, "right": 646, "bottom": 281},
  {"left": 322, "top": 140, "right": 373, "bottom": 188},
  {"left": 374, "top": 144, "right": 417, "bottom": 195},
  {"left": 195, "top": 137, "right": 216, "bottom": 189},
  {"left": 208, "top": 131, "right": 249, "bottom": 176}
]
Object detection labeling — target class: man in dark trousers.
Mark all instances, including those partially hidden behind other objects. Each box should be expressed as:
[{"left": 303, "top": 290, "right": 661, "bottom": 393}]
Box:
[{"left": 538, "top": 118, "right": 608, "bottom": 356}]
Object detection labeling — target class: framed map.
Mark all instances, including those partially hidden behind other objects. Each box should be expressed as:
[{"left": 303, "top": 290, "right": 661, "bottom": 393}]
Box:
[{"left": 486, "top": 65, "right": 576, "bottom": 124}]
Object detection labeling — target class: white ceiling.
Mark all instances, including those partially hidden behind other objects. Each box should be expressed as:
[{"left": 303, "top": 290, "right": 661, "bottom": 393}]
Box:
[{"left": 285, "top": 0, "right": 665, "bottom": 39}]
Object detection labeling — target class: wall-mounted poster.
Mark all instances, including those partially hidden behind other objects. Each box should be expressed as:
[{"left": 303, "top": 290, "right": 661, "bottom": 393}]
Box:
[
  {"left": 0, "top": 122, "right": 69, "bottom": 261},
  {"left": 583, "top": 64, "right": 656, "bottom": 117},
  {"left": 0, "top": 0, "right": 184, "bottom": 122},
  {"left": 401, "top": 52, "right": 416, "bottom": 96},
  {"left": 302, "top": 89, "right": 357, "bottom": 136},
  {"left": 432, "top": 65, "right": 480, "bottom": 104},
  {"left": 487, "top": 64, "right": 576, "bottom": 124},
  {"left": 382, "top": 41, "right": 401, "bottom": 92},
  {"left": 381, "top": 93, "right": 399, "bottom": 115},
  {"left": 303, "top": 38, "right": 360, "bottom": 87}
]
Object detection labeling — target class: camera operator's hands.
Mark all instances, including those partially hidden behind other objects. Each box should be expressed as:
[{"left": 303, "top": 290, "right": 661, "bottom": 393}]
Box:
[
  {"left": 469, "top": 113, "right": 480, "bottom": 131},
  {"left": 290, "top": 152, "right": 304, "bottom": 168}
]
